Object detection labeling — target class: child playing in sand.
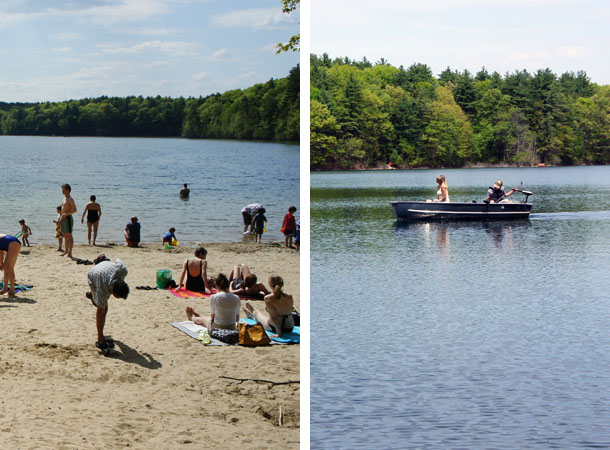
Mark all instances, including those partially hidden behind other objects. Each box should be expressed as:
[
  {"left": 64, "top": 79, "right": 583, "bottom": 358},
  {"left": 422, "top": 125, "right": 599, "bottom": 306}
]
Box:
[
  {"left": 163, "top": 227, "right": 177, "bottom": 245},
  {"left": 281, "top": 206, "right": 297, "bottom": 249},
  {"left": 18, "top": 220, "right": 32, "bottom": 247},
  {"left": 53, "top": 206, "right": 63, "bottom": 252},
  {"left": 251, "top": 208, "right": 267, "bottom": 243}
]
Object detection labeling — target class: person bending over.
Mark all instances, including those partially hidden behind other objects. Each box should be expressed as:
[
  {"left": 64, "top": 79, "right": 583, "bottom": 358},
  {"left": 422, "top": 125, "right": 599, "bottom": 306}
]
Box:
[
  {"left": 0, "top": 234, "right": 21, "bottom": 297},
  {"left": 86, "top": 259, "right": 129, "bottom": 354}
]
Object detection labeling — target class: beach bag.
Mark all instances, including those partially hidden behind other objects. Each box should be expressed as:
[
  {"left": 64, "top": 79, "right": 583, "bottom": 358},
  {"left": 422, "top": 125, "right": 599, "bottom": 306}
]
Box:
[
  {"left": 238, "top": 322, "right": 271, "bottom": 346},
  {"left": 209, "top": 328, "right": 239, "bottom": 345},
  {"left": 291, "top": 311, "right": 300, "bottom": 327}
]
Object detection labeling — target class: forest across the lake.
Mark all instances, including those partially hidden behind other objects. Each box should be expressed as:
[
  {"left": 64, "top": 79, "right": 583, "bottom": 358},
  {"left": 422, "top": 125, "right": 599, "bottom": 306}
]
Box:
[
  {"left": 310, "top": 53, "right": 610, "bottom": 170},
  {"left": 0, "top": 65, "right": 299, "bottom": 142}
]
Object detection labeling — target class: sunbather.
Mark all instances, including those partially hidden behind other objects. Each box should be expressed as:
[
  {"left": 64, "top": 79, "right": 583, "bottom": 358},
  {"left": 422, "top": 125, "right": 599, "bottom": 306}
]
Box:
[
  {"left": 185, "top": 273, "right": 240, "bottom": 330},
  {"left": 229, "top": 264, "right": 270, "bottom": 298},
  {"left": 243, "top": 275, "right": 294, "bottom": 338},
  {"left": 178, "top": 247, "right": 212, "bottom": 293}
]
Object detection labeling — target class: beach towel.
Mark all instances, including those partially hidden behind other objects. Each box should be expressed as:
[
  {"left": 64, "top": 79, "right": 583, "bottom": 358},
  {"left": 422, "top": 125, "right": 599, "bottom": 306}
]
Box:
[
  {"left": 168, "top": 287, "right": 264, "bottom": 301},
  {"left": 170, "top": 321, "right": 228, "bottom": 346},
  {"left": 0, "top": 283, "right": 33, "bottom": 293},
  {"left": 242, "top": 318, "right": 300, "bottom": 344},
  {"left": 171, "top": 319, "right": 299, "bottom": 345}
]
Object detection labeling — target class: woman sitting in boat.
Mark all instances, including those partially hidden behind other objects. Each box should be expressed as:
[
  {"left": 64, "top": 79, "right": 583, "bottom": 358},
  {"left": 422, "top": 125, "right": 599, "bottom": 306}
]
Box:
[
  {"left": 485, "top": 180, "right": 518, "bottom": 203},
  {"left": 433, "top": 175, "right": 450, "bottom": 202}
]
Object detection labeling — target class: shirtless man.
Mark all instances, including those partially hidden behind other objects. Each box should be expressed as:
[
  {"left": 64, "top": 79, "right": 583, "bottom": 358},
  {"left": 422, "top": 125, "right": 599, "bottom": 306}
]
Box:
[
  {"left": 60, "top": 184, "right": 77, "bottom": 257},
  {"left": 180, "top": 183, "right": 190, "bottom": 199}
]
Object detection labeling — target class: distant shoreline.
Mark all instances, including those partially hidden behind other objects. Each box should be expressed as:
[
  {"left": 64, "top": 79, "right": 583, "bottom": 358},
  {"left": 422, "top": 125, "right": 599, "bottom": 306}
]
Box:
[{"left": 311, "top": 162, "right": 608, "bottom": 172}]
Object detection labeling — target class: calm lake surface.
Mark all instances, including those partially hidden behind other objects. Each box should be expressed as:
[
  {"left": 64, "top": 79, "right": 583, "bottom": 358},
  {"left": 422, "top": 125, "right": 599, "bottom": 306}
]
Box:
[
  {"left": 0, "top": 136, "right": 299, "bottom": 243},
  {"left": 311, "top": 166, "right": 610, "bottom": 449}
]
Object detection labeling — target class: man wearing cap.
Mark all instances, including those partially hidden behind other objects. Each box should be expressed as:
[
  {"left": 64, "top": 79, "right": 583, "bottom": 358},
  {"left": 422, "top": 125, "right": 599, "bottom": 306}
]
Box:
[
  {"left": 485, "top": 180, "right": 518, "bottom": 204},
  {"left": 124, "top": 216, "right": 141, "bottom": 247}
]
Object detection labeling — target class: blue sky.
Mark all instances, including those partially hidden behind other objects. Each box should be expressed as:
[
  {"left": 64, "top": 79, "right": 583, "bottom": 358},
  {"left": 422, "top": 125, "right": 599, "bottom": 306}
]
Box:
[
  {"left": 311, "top": 0, "right": 610, "bottom": 84},
  {"left": 0, "top": 0, "right": 299, "bottom": 102}
]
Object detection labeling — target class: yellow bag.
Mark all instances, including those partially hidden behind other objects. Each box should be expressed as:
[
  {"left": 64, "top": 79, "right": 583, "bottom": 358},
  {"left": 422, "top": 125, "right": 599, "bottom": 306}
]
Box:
[{"left": 238, "top": 322, "right": 271, "bottom": 346}]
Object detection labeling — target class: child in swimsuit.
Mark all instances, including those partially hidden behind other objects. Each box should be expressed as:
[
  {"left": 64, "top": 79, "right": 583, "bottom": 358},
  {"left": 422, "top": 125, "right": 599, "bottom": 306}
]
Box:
[
  {"left": 53, "top": 206, "right": 63, "bottom": 252},
  {"left": 18, "top": 220, "right": 32, "bottom": 247}
]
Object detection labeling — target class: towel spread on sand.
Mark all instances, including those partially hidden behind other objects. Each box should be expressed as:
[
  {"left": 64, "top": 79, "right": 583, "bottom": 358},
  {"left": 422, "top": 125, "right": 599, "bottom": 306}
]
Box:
[
  {"left": 170, "top": 319, "right": 300, "bottom": 345},
  {"left": 168, "top": 287, "right": 264, "bottom": 301},
  {"left": 242, "top": 318, "right": 300, "bottom": 344},
  {"left": 168, "top": 287, "right": 214, "bottom": 298},
  {"left": 0, "top": 283, "right": 33, "bottom": 293}
]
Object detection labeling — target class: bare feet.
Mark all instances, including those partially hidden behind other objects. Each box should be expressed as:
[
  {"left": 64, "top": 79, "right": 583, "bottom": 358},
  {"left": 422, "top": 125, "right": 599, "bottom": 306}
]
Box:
[
  {"left": 186, "top": 306, "right": 200, "bottom": 321},
  {"left": 0, "top": 289, "right": 7, "bottom": 296},
  {"left": 242, "top": 302, "right": 256, "bottom": 319},
  {"left": 56, "top": 248, "right": 63, "bottom": 252}
]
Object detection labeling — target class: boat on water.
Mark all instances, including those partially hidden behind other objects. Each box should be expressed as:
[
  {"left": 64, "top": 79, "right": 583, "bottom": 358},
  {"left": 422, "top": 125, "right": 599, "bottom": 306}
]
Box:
[{"left": 391, "top": 190, "right": 533, "bottom": 221}]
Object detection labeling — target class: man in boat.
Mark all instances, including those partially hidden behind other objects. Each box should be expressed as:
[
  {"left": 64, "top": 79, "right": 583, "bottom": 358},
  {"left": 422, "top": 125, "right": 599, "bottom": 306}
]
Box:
[{"left": 485, "top": 180, "right": 518, "bottom": 203}]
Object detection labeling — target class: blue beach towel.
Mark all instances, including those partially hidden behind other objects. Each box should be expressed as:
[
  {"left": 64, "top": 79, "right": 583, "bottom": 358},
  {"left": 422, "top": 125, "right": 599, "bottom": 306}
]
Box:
[
  {"left": 242, "top": 318, "right": 300, "bottom": 344},
  {"left": 0, "top": 283, "right": 33, "bottom": 293}
]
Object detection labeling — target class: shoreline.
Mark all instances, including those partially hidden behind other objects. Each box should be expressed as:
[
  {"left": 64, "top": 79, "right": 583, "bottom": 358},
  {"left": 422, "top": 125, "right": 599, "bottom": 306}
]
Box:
[{"left": 2, "top": 242, "right": 300, "bottom": 448}]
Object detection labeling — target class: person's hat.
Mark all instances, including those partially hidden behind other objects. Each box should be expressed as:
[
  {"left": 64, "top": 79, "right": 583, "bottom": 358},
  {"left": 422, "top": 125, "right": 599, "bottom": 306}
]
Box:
[{"left": 493, "top": 180, "right": 503, "bottom": 189}]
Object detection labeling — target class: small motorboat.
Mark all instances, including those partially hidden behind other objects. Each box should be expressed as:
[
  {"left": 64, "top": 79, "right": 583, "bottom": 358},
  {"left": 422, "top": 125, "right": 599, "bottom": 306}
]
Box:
[{"left": 391, "top": 190, "right": 533, "bottom": 221}]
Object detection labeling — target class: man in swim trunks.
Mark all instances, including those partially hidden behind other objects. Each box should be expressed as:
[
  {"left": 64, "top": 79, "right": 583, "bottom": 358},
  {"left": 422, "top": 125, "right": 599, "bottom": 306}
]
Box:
[
  {"left": 180, "top": 183, "right": 190, "bottom": 198},
  {"left": 60, "top": 183, "right": 77, "bottom": 257}
]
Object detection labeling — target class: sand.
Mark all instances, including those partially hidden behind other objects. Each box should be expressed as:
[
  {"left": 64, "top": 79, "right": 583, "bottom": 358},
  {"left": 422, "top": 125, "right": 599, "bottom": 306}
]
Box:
[{"left": 0, "top": 241, "right": 300, "bottom": 449}]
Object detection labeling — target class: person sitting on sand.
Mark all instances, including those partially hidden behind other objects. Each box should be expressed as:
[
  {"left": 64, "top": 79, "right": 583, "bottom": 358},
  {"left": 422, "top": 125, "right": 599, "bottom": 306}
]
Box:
[
  {"left": 81, "top": 195, "right": 102, "bottom": 246},
  {"left": 243, "top": 275, "right": 294, "bottom": 338},
  {"left": 124, "top": 216, "right": 140, "bottom": 247},
  {"left": 485, "top": 180, "right": 518, "bottom": 204},
  {"left": 229, "top": 264, "right": 270, "bottom": 298},
  {"left": 53, "top": 206, "right": 64, "bottom": 252},
  {"left": 162, "top": 227, "right": 177, "bottom": 245},
  {"left": 186, "top": 273, "right": 240, "bottom": 330},
  {"left": 86, "top": 259, "right": 129, "bottom": 355},
  {"left": 18, "top": 219, "right": 32, "bottom": 246},
  {"left": 0, "top": 234, "right": 22, "bottom": 297},
  {"left": 178, "top": 247, "right": 212, "bottom": 293}
]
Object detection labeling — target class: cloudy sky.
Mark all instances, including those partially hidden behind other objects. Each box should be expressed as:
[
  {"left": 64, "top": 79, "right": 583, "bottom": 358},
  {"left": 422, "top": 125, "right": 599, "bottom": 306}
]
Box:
[
  {"left": 311, "top": 0, "right": 610, "bottom": 84},
  {"left": 0, "top": 0, "right": 299, "bottom": 102}
]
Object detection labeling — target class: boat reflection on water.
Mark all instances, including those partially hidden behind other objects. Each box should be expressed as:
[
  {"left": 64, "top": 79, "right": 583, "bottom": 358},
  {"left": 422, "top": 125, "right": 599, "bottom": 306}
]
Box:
[{"left": 393, "top": 219, "right": 532, "bottom": 254}]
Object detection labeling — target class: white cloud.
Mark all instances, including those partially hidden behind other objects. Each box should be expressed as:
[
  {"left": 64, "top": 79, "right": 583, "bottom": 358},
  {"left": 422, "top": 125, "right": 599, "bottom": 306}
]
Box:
[
  {"left": 70, "top": 66, "right": 112, "bottom": 80},
  {"left": 52, "top": 47, "right": 71, "bottom": 52},
  {"left": 208, "top": 48, "right": 235, "bottom": 60},
  {"left": 192, "top": 71, "right": 210, "bottom": 80},
  {"left": 212, "top": 7, "right": 296, "bottom": 31},
  {"left": 101, "top": 40, "right": 198, "bottom": 56}
]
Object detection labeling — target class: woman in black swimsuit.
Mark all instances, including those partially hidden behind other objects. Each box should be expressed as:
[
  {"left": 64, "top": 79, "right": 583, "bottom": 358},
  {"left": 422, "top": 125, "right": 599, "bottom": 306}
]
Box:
[
  {"left": 178, "top": 247, "right": 212, "bottom": 293},
  {"left": 81, "top": 195, "right": 102, "bottom": 246}
]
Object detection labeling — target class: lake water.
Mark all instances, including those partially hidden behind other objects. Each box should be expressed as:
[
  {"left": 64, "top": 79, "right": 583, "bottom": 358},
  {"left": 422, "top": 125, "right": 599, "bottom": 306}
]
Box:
[
  {"left": 310, "top": 166, "right": 610, "bottom": 449},
  {"left": 0, "top": 136, "right": 299, "bottom": 244}
]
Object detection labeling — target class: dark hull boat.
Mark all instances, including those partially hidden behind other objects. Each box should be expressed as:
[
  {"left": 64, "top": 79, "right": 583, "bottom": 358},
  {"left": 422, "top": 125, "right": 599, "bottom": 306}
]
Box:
[{"left": 390, "top": 201, "right": 532, "bottom": 221}]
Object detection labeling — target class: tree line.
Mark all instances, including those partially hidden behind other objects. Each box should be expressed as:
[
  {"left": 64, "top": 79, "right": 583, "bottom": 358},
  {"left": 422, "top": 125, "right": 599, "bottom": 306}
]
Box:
[
  {"left": 0, "top": 65, "right": 299, "bottom": 142},
  {"left": 310, "top": 53, "right": 610, "bottom": 170}
]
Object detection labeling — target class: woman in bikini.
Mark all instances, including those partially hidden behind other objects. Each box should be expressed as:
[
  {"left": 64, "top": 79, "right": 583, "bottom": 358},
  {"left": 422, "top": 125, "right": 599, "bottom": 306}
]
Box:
[
  {"left": 229, "top": 264, "right": 270, "bottom": 299},
  {"left": 81, "top": 195, "right": 102, "bottom": 245},
  {"left": 0, "top": 234, "right": 22, "bottom": 297},
  {"left": 178, "top": 247, "right": 212, "bottom": 294},
  {"left": 243, "top": 275, "right": 294, "bottom": 338}
]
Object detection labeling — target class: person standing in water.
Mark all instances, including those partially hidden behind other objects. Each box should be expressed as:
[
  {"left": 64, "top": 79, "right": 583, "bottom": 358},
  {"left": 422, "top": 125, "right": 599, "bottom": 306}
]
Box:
[
  {"left": 180, "top": 183, "right": 190, "bottom": 199},
  {"left": 81, "top": 195, "right": 102, "bottom": 246}
]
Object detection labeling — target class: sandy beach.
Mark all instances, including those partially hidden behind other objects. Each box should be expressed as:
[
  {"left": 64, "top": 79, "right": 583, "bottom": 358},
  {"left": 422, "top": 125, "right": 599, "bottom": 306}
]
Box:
[{"left": 0, "top": 241, "right": 300, "bottom": 449}]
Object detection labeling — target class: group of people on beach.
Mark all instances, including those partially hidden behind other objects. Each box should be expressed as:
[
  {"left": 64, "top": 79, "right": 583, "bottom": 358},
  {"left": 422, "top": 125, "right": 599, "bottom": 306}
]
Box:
[
  {"left": 241, "top": 203, "right": 299, "bottom": 249},
  {"left": 429, "top": 175, "right": 520, "bottom": 203},
  {"left": 1, "top": 182, "right": 298, "bottom": 353}
]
